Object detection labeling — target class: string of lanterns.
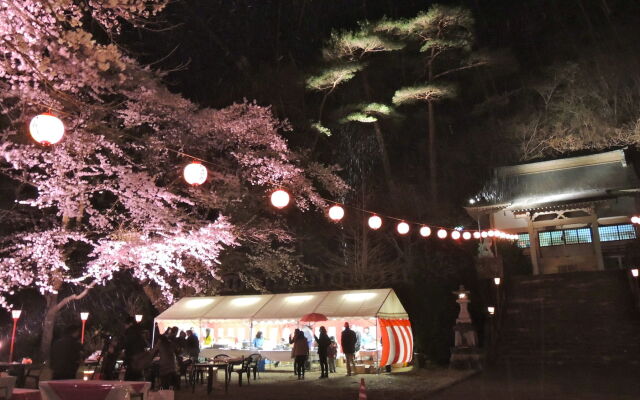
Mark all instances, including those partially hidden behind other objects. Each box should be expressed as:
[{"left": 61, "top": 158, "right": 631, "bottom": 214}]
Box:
[{"left": 27, "top": 112, "right": 517, "bottom": 242}]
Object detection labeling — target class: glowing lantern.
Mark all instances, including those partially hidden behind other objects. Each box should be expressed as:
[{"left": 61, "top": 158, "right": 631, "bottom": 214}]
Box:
[
  {"left": 494, "top": 277, "right": 501, "bottom": 285},
  {"left": 397, "top": 222, "right": 410, "bottom": 235},
  {"left": 328, "top": 205, "right": 345, "bottom": 221},
  {"left": 451, "top": 231, "right": 461, "bottom": 240},
  {"left": 270, "top": 189, "right": 290, "bottom": 209},
  {"left": 437, "top": 229, "right": 447, "bottom": 239},
  {"left": 487, "top": 230, "right": 495, "bottom": 237},
  {"left": 135, "top": 314, "right": 143, "bottom": 323},
  {"left": 473, "top": 232, "right": 481, "bottom": 239},
  {"left": 487, "top": 306, "right": 495, "bottom": 315},
  {"left": 632, "top": 269, "right": 638, "bottom": 278},
  {"left": 462, "top": 232, "right": 471, "bottom": 240},
  {"left": 419, "top": 226, "right": 431, "bottom": 237},
  {"left": 29, "top": 113, "right": 65, "bottom": 145},
  {"left": 632, "top": 216, "right": 640, "bottom": 224},
  {"left": 481, "top": 231, "right": 488, "bottom": 238},
  {"left": 183, "top": 162, "right": 207, "bottom": 186},
  {"left": 368, "top": 215, "right": 382, "bottom": 230}
]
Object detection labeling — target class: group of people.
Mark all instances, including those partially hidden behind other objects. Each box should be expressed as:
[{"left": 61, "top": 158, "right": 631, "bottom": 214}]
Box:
[
  {"left": 290, "top": 322, "right": 359, "bottom": 379},
  {"left": 153, "top": 325, "right": 200, "bottom": 389}
]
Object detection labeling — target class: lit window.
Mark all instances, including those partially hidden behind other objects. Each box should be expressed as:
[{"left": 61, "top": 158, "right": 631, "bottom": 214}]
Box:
[
  {"left": 517, "top": 233, "right": 530, "bottom": 248},
  {"left": 599, "top": 224, "right": 637, "bottom": 242}
]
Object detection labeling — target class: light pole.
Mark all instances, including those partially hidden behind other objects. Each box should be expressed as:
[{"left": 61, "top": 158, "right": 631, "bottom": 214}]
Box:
[
  {"left": 80, "top": 312, "right": 89, "bottom": 344},
  {"left": 135, "top": 314, "right": 143, "bottom": 323},
  {"left": 9, "top": 310, "right": 22, "bottom": 362}
]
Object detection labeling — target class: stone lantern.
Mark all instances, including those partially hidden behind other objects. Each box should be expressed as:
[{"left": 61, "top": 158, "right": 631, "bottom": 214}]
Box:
[{"left": 450, "top": 285, "right": 483, "bottom": 369}]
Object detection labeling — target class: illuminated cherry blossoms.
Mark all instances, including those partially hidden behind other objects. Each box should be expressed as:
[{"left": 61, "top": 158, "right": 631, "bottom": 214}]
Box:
[{"left": 0, "top": 0, "right": 347, "bottom": 314}]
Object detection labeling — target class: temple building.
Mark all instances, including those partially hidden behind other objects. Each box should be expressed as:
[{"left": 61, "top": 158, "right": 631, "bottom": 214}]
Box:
[{"left": 466, "top": 149, "right": 640, "bottom": 275}]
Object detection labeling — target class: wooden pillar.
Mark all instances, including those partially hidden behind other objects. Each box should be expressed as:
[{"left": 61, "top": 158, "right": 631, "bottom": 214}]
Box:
[
  {"left": 527, "top": 214, "right": 541, "bottom": 275},
  {"left": 590, "top": 218, "right": 605, "bottom": 271}
]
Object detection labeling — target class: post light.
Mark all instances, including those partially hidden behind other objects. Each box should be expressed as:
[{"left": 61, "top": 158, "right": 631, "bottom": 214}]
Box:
[
  {"left": 451, "top": 231, "right": 461, "bottom": 240},
  {"left": 270, "top": 189, "right": 290, "bottom": 209},
  {"left": 397, "top": 222, "right": 410, "bottom": 235},
  {"left": 9, "top": 309, "right": 21, "bottom": 362},
  {"left": 328, "top": 205, "right": 345, "bottom": 221},
  {"left": 487, "top": 306, "right": 495, "bottom": 315},
  {"left": 80, "top": 312, "right": 89, "bottom": 345},
  {"left": 494, "top": 277, "right": 501, "bottom": 285},
  {"left": 437, "top": 229, "right": 447, "bottom": 239},
  {"left": 183, "top": 162, "right": 208, "bottom": 186},
  {"left": 29, "top": 113, "right": 65, "bottom": 145},
  {"left": 368, "top": 215, "right": 382, "bottom": 230},
  {"left": 462, "top": 232, "right": 471, "bottom": 240},
  {"left": 135, "top": 314, "right": 143, "bottom": 323},
  {"left": 473, "top": 232, "right": 481, "bottom": 239},
  {"left": 632, "top": 269, "right": 639, "bottom": 278},
  {"left": 419, "top": 226, "right": 431, "bottom": 237}
]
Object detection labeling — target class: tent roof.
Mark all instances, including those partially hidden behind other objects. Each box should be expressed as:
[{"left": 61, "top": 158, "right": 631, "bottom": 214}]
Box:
[{"left": 155, "top": 288, "right": 408, "bottom": 322}]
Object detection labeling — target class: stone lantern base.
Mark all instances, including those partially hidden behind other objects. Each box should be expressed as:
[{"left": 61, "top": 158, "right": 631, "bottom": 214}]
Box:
[{"left": 449, "top": 347, "right": 484, "bottom": 370}]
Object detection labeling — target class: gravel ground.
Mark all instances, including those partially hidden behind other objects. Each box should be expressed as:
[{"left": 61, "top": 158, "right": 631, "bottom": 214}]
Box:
[{"left": 175, "top": 366, "right": 475, "bottom": 400}]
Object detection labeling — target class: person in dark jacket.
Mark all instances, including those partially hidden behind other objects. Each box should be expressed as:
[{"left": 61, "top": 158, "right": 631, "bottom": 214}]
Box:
[
  {"left": 154, "top": 329, "right": 179, "bottom": 389},
  {"left": 185, "top": 330, "right": 200, "bottom": 361},
  {"left": 340, "top": 322, "right": 357, "bottom": 376},
  {"left": 50, "top": 325, "right": 83, "bottom": 380},
  {"left": 123, "top": 316, "right": 148, "bottom": 381},
  {"left": 314, "top": 326, "right": 331, "bottom": 378}
]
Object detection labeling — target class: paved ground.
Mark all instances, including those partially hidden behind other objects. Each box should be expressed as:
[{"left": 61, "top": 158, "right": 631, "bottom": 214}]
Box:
[
  {"left": 429, "top": 365, "right": 640, "bottom": 400},
  {"left": 175, "top": 366, "right": 475, "bottom": 400}
]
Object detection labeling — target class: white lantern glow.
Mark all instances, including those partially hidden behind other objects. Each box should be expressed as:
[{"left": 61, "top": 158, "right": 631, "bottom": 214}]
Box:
[
  {"left": 397, "top": 222, "right": 410, "bottom": 235},
  {"left": 451, "top": 231, "right": 461, "bottom": 240},
  {"left": 462, "top": 231, "right": 471, "bottom": 240},
  {"left": 487, "top": 230, "right": 495, "bottom": 237},
  {"left": 270, "top": 189, "right": 290, "bottom": 208},
  {"left": 481, "top": 231, "right": 488, "bottom": 238},
  {"left": 135, "top": 314, "right": 143, "bottom": 323},
  {"left": 494, "top": 277, "right": 501, "bottom": 285},
  {"left": 437, "top": 229, "right": 447, "bottom": 239},
  {"left": 11, "top": 310, "right": 21, "bottom": 319},
  {"left": 328, "top": 205, "right": 345, "bottom": 221},
  {"left": 632, "top": 216, "right": 640, "bottom": 224},
  {"left": 473, "top": 232, "right": 481, "bottom": 239},
  {"left": 29, "top": 113, "right": 65, "bottom": 145},
  {"left": 487, "top": 306, "right": 495, "bottom": 315},
  {"left": 183, "top": 162, "right": 207, "bottom": 186},
  {"left": 368, "top": 215, "right": 382, "bottom": 230},
  {"left": 80, "top": 312, "right": 89, "bottom": 321},
  {"left": 419, "top": 226, "right": 431, "bottom": 237},
  {"left": 632, "top": 269, "right": 639, "bottom": 278}
]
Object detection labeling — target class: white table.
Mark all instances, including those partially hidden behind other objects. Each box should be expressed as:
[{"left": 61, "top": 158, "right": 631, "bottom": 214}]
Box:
[
  {"left": 0, "top": 376, "right": 16, "bottom": 399},
  {"left": 40, "top": 380, "right": 150, "bottom": 400},
  {"left": 200, "top": 349, "right": 318, "bottom": 363}
]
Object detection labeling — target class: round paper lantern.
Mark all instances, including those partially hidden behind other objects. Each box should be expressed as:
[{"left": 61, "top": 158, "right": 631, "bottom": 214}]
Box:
[
  {"left": 481, "top": 231, "right": 488, "bottom": 238},
  {"left": 368, "top": 215, "right": 382, "bottom": 230},
  {"left": 270, "top": 189, "right": 290, "bottom": 209},
  {"left": 397, "top": 222, "right": 410, "bottom": 235},
  {"left": 473, "top": 232, "right": 481, "bottom": 239},
  {"left": 419, "top": 226, "right": 431, "bottom": 237},
  {"left": 437, "top": 229, "right": 447, "bottom": 239},
  {"left": 451, "top": 231, "right": 461, "bottom": 240},
  {"left": 29, "top": 113, "right": 64, "bottom": 145},
  {"left": 487, "top": 230, "right": 495, "bottom": 237},
  {"left": 183, "top": 162, "right": 207, "bottom": 185},
  {"left": 328, "top": 205, "right": 345, "bottom": 221},
  {"left": 632, "top": 216, "right": 640, "bottom": 224},
  {"left": 462, "top": 232, "right": 471, "bottom": 240}
]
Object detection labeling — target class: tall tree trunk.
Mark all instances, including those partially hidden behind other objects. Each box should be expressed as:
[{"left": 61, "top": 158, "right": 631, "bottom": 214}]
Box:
[{"left": 40, "top": 292, "right": 59, "bottom": 362}]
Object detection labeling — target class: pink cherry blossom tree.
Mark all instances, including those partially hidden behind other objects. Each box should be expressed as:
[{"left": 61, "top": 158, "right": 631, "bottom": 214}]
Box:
[{"left": 0, "top": 0, "right": 347, "bottom": 359}]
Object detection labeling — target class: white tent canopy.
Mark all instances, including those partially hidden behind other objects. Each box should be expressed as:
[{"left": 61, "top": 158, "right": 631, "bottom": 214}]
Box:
[{"left": 156, "top": 288, "right": 408, "bottom": 323}]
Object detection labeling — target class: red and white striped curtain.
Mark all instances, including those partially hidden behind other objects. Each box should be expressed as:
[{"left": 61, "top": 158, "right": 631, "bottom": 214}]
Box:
[{"left": 378, "top": 318, "right": 413, "bottom": 366}]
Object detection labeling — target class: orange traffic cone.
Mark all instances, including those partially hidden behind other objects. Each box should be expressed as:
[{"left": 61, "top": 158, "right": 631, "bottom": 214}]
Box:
[{"left": 359, "top": 378, "right": 367, "bottom": 400}]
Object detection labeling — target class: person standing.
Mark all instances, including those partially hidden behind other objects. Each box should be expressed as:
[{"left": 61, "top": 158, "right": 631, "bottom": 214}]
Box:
[
  {"left": 292, "top": 331, "right": 309, "bottom": 380},
  {"left": 154, "top": 329, "right": 178, "bottom": 389},
  {"left": 327, "top": 337, "right": 338, "bottom": 373},
  {"left": 252, "top": 331, "right": 264, "bottom": 349},
  {"left": 123, "top": 316, "right": 147, "bottom": 381},
  {"left": 340, "top": 322, "right": 357, "bottom": 376},
  {"left": 202, "top": 328, "right": 213, "bottom": 348},
  {"left": 50, "top": 325, "right": 83, "bottom": 380},
  {"left": 314, "top": 326, "right": 331, "bottom": 378},
  {"left": 185, "top": 330, "right": 200, "bottom": 362}
]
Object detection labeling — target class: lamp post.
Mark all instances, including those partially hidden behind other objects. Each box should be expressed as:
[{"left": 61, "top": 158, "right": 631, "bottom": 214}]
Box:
[
  {"left": 632, "top": 269, "right": 639, "bottom": 278},
  {"left": 9, "top": 310, "right": 21, "bottom": 362},
  {"left": 80, "top": 312, "right": 89, "bottom": 344},
  {"left": 135, "top": 314, "right": 143, "bottom": 323}
]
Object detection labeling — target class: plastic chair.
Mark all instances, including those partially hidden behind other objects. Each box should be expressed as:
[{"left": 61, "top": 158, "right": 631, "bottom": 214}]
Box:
[
  {"left": 231, "top": 357, "right": 252, "bottom": 386},
  {"left": 248, "top": 354, "right": 261, "bottom": 380}
]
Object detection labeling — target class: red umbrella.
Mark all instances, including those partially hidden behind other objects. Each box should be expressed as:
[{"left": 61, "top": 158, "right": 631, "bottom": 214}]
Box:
[{"left": 300, "top": 312, "right": 328, "bottom": 323}]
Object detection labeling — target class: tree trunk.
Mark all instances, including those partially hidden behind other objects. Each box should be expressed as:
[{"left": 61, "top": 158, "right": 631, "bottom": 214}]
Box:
[
  {"left": 39, "top": 292, "right": 59, "bottom": 362},
  {"left": 427, "top": 100, "right": 437, "bottom": 204}
]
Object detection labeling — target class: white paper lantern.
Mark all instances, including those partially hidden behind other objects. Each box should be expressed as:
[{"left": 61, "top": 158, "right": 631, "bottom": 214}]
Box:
[
  {"left": 451, "top": 231, "right": 461, "bottom": 240},
  {"left": 368, "top": 215, "right": 382, "bottom": 230},
  {"left": 29, "top": 113, "right": 64, "bottom": 145},
  {"left": 473, "top": 232, "right": 481, "bottom": 239},
  {"left": 481, "top": 231, "right": 488, "bottom": 238},
  {"left": 419, "top": 226, "right": 431, "bottom": 237},
  {"left": 397, "top": 222, "right": 410, "bottom": 235},
  {"left": 270, "top": 189, "right": 290, "bottom": 208},
  {"left": 437, "top": 229, "right": 447, "bottom": 239},
  {"left": 328, "top": 205, "right": 345, "bottom": 221},
  {"left": 462, "top": 232, "right": 471, "bottom": 240},
  {"left": 183, "top": 162, "right": 208, "bottom": 185}
]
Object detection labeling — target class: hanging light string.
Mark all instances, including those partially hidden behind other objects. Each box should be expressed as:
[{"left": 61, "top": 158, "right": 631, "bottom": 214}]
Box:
[{"left": 26, "top": 112, "right": 517, "bottom": 240}]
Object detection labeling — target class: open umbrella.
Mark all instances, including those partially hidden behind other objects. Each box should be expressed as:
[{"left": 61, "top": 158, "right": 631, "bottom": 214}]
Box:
[{"left": 300, "top": 312, "right": 328, "bottom": 323}]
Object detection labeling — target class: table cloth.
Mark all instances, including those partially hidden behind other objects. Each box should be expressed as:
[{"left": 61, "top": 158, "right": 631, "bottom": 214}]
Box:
[
  {"left": 10, "top": 388, "right": 41, "bottom": 400},
  {"left": 40, "top": 380, "right": 150, "bottom": 400}
]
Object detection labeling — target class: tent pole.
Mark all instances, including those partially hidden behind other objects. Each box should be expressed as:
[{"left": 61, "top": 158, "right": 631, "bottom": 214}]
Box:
[
  {"left": 376, "top": 318, "right": 380, "bottom": 375},
  {"left": 151, "top": 318, "right": 156, "bottom": 348}
]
